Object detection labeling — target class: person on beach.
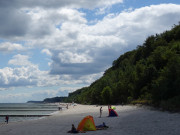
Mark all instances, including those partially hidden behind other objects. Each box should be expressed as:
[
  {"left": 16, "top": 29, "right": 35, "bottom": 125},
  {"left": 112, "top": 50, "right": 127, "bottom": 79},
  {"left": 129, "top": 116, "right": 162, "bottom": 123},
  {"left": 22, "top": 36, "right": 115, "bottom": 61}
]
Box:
[
  {"left": 108, "top": 105, "right": 112, "bottom": 116},
  {"left": 96, "top": 122, "right": 109, "bottom": 130},
  {"left": 58, "top": 107, "right": 62, "bottom": 111},
  {"left": 5, "top": 115, "right": 9, "bottom": 124},
  {"left": 99, "top": 107, "right": 103, "bottom": 118},
  {"left": 67, "top": 124, "right": 86, "bottom": 133},
  {"left": 108, "top": 105, "right": 111, "bottom": 109},
  {"left": 67, "top": 124, "right": 79, "bottom": 133}
]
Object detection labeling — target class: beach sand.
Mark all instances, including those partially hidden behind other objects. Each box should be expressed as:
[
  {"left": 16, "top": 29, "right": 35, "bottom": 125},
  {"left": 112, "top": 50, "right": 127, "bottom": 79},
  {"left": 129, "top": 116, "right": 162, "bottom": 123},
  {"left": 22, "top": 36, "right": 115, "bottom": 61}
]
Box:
[{"left": 0, "top": 104, "right": 179, "bottom": 135}]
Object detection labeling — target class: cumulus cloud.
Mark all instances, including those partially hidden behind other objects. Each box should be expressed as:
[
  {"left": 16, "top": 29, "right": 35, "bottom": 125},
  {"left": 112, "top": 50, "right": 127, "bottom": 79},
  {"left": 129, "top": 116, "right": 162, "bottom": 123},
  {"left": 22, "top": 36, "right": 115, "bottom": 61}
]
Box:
[
  {"left": 0, "top": 0, "right": 123, "bottom": 39},
  {"left": 58, "top": 51, "right": 93, "bottom": 63},
  {"left": 48, "top": 4, "right": 180, "bottom": 77},
  {"left": 0, "top": 54, "right": 99, "bottom": 89},
  {"left": 0, "top": 2, "right": 180, "bottom": 94},
  {"left": 0, "top": 54, "right": 48, "bottom": 88},
  {"left": 3, "top": 3, "right": 179, "bottom": 78},
  {"left": 0, "top": 66, "right": 37, "bottom": 88},
  {"left": 8, "top": 54, "right": 32, "bottom": 66},
  {"left": 0, "top": 64, "right": 59, "bottom": 89},
  {"left": 0, "top": 42, "right": 25, "bottom": 52}
]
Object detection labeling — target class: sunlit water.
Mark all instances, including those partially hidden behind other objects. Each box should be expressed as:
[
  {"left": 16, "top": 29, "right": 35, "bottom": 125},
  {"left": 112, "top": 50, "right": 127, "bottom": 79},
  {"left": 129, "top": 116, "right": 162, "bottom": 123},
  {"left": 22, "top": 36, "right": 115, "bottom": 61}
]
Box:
[{"left": 0, "top": 103, "right": 60, "bottom": 123}]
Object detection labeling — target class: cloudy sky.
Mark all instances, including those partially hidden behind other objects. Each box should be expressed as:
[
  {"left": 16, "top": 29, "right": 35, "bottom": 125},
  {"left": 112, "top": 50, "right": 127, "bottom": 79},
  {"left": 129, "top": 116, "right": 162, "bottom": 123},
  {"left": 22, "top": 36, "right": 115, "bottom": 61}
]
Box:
[{"left": 0, "top": 0, "right": 180, "bottom": 103}]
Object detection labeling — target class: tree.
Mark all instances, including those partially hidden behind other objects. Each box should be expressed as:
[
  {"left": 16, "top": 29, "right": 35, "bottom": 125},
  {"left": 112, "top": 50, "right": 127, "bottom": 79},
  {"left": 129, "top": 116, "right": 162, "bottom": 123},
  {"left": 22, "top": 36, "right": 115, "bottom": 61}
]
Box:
[{"left": 101, "top": 86, "right": 112, "bottom": 104}]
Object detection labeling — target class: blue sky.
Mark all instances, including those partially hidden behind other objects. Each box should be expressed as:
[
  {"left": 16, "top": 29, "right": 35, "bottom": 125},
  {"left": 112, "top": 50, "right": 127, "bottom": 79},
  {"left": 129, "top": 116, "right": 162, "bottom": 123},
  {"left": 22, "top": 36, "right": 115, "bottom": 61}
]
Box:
[{"left": 0, "top": 0, "right": 180, "bottom": 103}]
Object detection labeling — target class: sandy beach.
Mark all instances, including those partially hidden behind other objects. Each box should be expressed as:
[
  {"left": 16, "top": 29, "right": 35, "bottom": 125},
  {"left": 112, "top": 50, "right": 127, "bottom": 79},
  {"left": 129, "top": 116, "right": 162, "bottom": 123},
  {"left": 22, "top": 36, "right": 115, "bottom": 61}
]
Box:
[{"left": 0, "top": 104, "right": 179, "bottom": 135}]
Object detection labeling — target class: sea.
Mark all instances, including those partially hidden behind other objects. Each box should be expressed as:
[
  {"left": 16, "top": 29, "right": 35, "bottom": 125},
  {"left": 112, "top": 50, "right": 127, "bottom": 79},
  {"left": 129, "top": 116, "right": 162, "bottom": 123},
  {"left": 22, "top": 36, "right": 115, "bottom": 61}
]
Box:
[{"left": 0, "top": 103, "right": 60, "bottom": 123}]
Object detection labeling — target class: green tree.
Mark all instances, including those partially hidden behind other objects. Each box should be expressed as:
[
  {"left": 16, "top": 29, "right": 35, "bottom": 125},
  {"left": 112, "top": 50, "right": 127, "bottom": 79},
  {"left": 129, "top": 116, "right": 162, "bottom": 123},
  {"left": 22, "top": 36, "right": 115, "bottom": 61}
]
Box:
[{"left": 101, "top": 86, "right": 112, "bottom": 104}]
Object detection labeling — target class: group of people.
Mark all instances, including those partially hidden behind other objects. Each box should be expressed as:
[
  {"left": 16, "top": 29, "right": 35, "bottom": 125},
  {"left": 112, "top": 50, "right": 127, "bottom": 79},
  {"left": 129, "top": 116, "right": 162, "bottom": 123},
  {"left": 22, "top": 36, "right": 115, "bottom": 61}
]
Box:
[
  {"left": 67, "top": 106, "right": 110, "bottom": 133},
  {"left": 67, "top": 122, "right": 109, "bottom": 133},
  {"left": 100, "top": 105, "right": 112, "bottom": 118}
]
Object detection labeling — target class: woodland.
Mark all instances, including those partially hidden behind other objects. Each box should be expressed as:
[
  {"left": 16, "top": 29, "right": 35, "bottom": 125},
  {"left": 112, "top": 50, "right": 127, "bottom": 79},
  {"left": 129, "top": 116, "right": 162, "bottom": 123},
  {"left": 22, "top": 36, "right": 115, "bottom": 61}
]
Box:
[{"left": 45, "top": 23, "right": 180, "bottom": 111}]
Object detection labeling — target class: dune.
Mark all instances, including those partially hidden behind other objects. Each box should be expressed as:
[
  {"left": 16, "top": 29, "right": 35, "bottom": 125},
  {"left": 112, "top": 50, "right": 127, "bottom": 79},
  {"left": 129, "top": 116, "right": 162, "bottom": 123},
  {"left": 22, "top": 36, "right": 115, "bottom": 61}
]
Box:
[{"left": 0, "top": 104, "right": 179, "bottom": 135}]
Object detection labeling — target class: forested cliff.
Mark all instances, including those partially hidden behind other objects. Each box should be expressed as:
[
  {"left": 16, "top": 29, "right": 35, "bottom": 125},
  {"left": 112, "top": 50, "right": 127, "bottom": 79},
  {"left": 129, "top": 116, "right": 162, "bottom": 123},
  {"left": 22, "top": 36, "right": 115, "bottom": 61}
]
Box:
[{"left": 64, "top": 23, "right": 180, "bottom": 111}]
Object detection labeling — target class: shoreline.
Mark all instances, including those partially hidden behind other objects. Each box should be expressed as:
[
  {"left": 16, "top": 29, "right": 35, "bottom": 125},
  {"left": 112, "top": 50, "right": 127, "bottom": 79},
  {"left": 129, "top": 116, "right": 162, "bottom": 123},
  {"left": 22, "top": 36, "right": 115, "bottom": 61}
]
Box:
[
  {"left": 0, "top": 102, "right": 67, "bottom": 124},
  {"left": 0, "top": 104, "right": 180, "bottom": 135}
]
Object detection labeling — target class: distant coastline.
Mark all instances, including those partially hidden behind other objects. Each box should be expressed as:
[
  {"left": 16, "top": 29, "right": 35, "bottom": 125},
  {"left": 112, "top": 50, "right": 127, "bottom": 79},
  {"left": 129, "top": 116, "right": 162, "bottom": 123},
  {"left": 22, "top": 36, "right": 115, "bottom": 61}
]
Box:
[{"left": 27, "top": 101, "right": 43, "bottom": 103}]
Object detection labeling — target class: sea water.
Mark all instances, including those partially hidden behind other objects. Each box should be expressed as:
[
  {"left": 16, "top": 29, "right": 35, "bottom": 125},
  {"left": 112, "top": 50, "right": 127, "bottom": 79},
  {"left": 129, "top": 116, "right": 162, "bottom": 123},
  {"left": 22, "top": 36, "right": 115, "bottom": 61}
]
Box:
[{"left": 0, "top": 103, "right": 60, "bottom": 123}]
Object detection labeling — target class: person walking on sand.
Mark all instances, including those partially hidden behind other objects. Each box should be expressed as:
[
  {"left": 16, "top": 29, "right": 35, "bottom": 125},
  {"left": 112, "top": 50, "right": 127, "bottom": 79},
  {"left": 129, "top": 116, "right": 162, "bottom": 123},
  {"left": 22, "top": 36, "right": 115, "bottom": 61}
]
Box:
[
  {"left": 5, "top": 115, "right": 9, "bottom": 124},
  {"left": 100, "top": 107, "right": 103, "bottom": 118}
]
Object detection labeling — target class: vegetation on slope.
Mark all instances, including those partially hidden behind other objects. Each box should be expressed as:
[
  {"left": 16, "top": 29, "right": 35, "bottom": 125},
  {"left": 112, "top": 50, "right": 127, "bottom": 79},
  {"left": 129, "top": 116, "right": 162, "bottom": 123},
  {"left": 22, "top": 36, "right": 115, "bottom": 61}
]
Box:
[
  {"left": 43, "top": 97, "right": 67, "bottom": 103},
  {"left": 65, "top": 23, "right": 180, "bottom": 111}
]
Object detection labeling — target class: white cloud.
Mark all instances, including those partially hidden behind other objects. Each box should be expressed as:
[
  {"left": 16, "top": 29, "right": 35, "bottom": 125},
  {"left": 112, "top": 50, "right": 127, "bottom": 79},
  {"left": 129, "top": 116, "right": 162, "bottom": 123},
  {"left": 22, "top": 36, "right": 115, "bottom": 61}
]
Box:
[
  {"left": 48, "top": 4, "right": 180, "bottom": 77},
  {"left": 0, "top": 42, "right": 25, "bottom": 52},
  {"left": 57, "top": 8, "right": 87, "bottom": 24},
  {"left": 8, "top": 54, "right": 32, "bottom": 66},
  {"left": 0, "top": 54, "right": 99, "bottom": 89},
  {"left": 1, "top": 3, "right": 180, "bottom": 96},
  {"left": 41, "top": 49, "right": 52, "bottom": 56},
  {"left": 0, "top": 0, "right": 123, "bottom": 39},
  {"left": 58, "top": 51, "right": 93, "bottom": 63},
  {"left": 0, "top": 65, "right": 52, "bottom": 89}
]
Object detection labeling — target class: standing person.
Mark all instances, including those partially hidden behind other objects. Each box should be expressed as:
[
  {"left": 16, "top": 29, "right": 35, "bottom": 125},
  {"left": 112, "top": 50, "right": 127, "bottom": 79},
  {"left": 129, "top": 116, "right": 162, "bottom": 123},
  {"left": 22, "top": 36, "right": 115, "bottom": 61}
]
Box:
[
  {"left": 5, "top": 115, "right": 9, "bottom": 124},
  {"left": 100, "top": 107, "right": 103, "bottom": 118},
  {"left": 108, "top": 105, "right": 111, "bottom": 116}
]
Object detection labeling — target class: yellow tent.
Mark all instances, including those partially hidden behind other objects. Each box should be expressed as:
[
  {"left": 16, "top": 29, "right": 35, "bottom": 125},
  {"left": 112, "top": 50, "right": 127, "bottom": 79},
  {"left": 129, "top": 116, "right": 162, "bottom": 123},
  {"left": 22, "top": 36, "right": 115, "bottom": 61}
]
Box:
[{"left": 77, "top": 115, "right": 96, "bottom": 131}]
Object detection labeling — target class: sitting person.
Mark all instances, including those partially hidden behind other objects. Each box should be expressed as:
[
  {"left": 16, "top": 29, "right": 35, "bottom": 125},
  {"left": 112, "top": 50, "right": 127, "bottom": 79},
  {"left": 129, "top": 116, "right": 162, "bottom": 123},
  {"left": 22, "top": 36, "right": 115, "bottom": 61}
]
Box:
[
  {"left": 67, "top": 124, "right": 79, "bottom": 133},
  {"left": 96, "top": 122, "right": 109, "bottom": 130}
]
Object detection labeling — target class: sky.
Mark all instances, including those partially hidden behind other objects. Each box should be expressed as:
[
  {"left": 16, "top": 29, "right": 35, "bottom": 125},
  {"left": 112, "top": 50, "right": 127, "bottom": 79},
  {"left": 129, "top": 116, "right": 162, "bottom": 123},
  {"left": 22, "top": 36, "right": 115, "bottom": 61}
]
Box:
[{"left": 0, "top": 0, "right": 180, "bottom": 103}]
